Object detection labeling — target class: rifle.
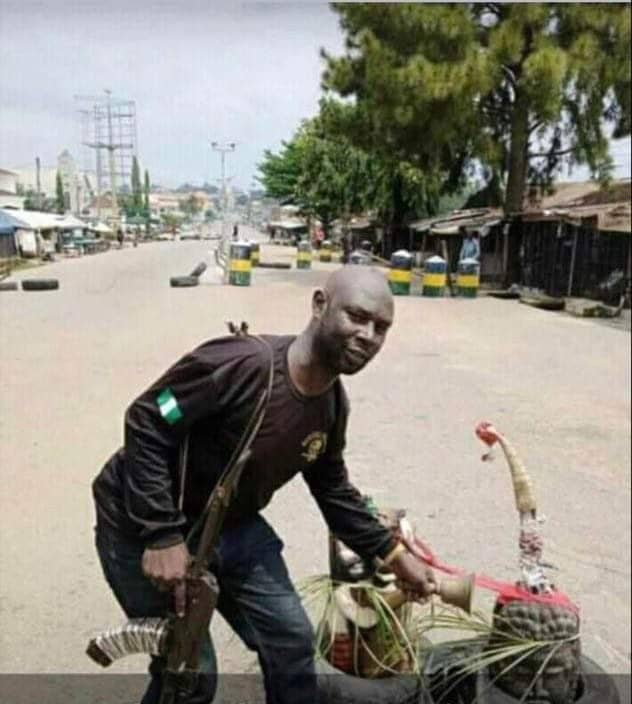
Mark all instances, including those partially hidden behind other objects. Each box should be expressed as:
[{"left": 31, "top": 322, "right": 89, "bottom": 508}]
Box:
[{"left": 87, "top": 333, "right": 273, "bottom": 703}]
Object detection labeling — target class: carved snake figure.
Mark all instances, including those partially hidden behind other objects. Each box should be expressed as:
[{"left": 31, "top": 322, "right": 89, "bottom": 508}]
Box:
[{"left": 475, "top": 421, "right": 553, "bottom": 595}]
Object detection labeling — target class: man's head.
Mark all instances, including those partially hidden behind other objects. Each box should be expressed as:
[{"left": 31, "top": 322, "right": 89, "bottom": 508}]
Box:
[{"left": 310, "top": 267, "right": 394, "bottom": 375}]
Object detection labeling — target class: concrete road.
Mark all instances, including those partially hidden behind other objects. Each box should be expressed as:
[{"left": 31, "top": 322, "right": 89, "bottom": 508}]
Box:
[{"left": 1, "top": 231, "right": 630, "bottom": 684}]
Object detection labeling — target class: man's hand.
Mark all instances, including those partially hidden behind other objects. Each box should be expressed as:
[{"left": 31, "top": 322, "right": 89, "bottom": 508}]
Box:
[
  {"left": 389, "top": 550, "right": 437, "bottom": 600},
  {"left": 142, "top": 542, "right": 190, "bottom": 617}
]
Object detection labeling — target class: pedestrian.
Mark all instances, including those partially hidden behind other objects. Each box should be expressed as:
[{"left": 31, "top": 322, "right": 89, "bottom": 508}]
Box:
[
  {"left": 232, "top": 223, "right": 239, "bottom": 241},
  {"left": 91, "top": 266, "right": 436, "bottom": 704},
  {"left": 341, "top": 232, "right": 352, "bottom": 264},
  {"left": 459, "top": 227, "right": 480, "bottom": 261},
  {"left": 117, "top": 228, "right": 124, "bottom": 250}
]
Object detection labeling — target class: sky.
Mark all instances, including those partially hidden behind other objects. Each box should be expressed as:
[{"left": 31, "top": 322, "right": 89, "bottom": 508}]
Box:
[
  {"left": 0, "top": 0, "right": 629, "bottom": 191},
  {"left": 0, "top": 1, "right": 344, "bottom": 189}
]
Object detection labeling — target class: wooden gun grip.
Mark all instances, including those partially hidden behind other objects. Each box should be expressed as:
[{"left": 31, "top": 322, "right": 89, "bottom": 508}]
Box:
[{"left": 166, "top": 570, "right": 219, "bottom": 671}]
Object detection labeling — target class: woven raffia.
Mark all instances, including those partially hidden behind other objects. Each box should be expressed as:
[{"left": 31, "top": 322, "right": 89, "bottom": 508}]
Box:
[{"left": 488, "top": 599, "right": 581, "bottom": 703}]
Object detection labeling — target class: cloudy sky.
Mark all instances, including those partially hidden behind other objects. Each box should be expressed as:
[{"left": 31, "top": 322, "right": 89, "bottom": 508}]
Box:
[
  {"left": 0, "top": 1, "right": 344, "bottom": 189},
  {"left": 0, "top": 0, "right": 629, "bottom": 190}
]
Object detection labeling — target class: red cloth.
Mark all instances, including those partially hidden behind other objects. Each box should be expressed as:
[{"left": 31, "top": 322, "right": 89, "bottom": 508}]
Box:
[{"left": 402, "top": 535, "right": 579, "bottom": 614}]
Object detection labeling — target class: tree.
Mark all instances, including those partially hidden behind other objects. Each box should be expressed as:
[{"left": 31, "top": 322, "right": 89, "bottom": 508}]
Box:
[
  {"left": 143, "top": 169, "right": 151, "bottom": 214},
  {"left": 55, "top": 171, "right": 65, "bottom": 214},
  {"left": 322, "top": 3, "right": 631, "bottom": 213},
  {"left": 258, "top": 120, "right": 367, "bottom": 234},
  {"left": 179, "top": 194, "right": 204, "bottom": 218},
  {"left": 257, "top": 133, "right": 308, "bottom": 202},
  {"left": 161, "top": 211, "right": 183, "bottom": 232},
  {"left": 131, "top": 156, "right": 143, "bottom": 214},
  {"left": 258, "top": 118, "right": 441, "bottom": 243}
]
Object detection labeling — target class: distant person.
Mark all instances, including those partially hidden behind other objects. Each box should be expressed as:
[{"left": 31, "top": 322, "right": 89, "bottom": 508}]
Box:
[
  {"left": 459, "top": 228, "right": 480, "bottom": 261},
  {"left": 341, "top": 232, "right": 352, "bottom": 264},
  {"left": 117, "top": 228, "right": 124, "bottom": 249},
  {"left": 232, "top": 224, "right": 239, "bottom": 241}
]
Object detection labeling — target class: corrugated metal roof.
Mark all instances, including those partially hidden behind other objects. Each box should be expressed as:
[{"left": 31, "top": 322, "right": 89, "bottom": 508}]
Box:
[
  {"left": 0, "top": 208, "right": 89, "bottom": 230},
  {"left": 269, "top": 220, "right": 307, "bottom": 230},
  {"left": 410, "top": 208, "right": 503, "bottom": 235}
]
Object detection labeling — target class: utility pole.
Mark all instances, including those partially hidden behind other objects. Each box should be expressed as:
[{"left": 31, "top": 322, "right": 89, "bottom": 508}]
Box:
[
  {"left": 210, "top": 141, "right": 236, "bottom": 237},
  {"left": 104, "top": 90, "right": 119, "bottom": 221},
  {"left": 35, "top": 156, "right": 42, "bottom": 210}
]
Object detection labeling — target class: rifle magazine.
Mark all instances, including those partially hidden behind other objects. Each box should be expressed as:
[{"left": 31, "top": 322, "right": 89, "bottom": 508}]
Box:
[{"left": 87, "top": 617, "right": 169, "bottom": 666}]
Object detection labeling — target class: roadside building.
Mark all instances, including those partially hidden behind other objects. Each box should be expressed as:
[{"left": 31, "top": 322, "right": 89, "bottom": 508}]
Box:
[
  {"left": 514, "top": 180, "right": 631, "bottom": 302},
  {"left": 409, "top": 209, "right": 504, "bottom": 280},
  {"left": 0, "top": 168, "right": 23, "bottom": 209}
]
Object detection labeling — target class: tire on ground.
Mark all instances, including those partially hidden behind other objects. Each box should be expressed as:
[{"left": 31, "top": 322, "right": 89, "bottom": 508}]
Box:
[
  {"left": 189, "top": 262, "right": 208, "bottom": 278},
  {"left": 315, "top": 658, "right": 428, "bottom": 704},
  {"left": 258, "top": 262, "right": 292, "bottom": 270},
  {"left": 317, "top": 654, "right": 619, "bottom": 704},
  {"left": 0, "top": 281, "right": 19, "bottom": 291},
  {"left": 21, "top": 278, "right": 59, "bottom": 291},
  {"left": 170, "top": 276, "right": 199, "bottom": 287},
  {"left": 471, "top": 655, "right": 620, "bottom": 704}
]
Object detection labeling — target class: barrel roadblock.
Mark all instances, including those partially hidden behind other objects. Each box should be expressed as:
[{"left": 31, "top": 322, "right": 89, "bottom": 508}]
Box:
[
  {"left": 388, "top": 250, "right": 412, "bottom": 296},
  {"left": 319, "top": 240, "right": 332, "bottom": 262},
  {"left": 297, "top": 240, "right": 312, "bottom": 270},
  {"left": 422, "top": 255, "right": 447, "bottom": 297},
  {"left": 249, "top": 241, "right": 260, "bottom": 267},
  {"left": 457, "top": 257, "right": 480, "bottom": 298},
  {"left": 229, "top": 241, "right": 252, "bottom": 286}
]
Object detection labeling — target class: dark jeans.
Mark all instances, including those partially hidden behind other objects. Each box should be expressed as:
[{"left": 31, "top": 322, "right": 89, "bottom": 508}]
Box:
[{"left": 95, "top": 515, "right": 317, "bottom": 704}]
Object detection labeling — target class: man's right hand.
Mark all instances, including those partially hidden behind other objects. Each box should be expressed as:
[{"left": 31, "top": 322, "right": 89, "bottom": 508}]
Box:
[{"left": 142, "top": 542, "right": 190, "bottom": 617}]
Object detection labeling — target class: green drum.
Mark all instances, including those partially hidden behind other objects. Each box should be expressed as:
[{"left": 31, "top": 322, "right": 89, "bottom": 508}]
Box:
[
  {"left": 229, "top": 242, "right": 252, "bottom": 286},
  {"left": 422, "top": 255, "right": 446, "bottom": 297},
  {"left": 457, "top": 257, "right": 479, "bottom": 298},
  {"left": 297, "top": 240, "right": 312, "bottom": 270},
  {"left": 249, "top": 241, "right": 260, "bottom": 267},
  {"left": 388, "top": 249, "right": 412, "bottom": 296},
  {"left": 320, "top": 240, "right": 332, "bottom": 263}
]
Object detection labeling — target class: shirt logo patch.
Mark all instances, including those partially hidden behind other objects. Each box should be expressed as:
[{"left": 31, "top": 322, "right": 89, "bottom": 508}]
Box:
[
  {"left": 301, "top": 431, "right": 327, "bottom": 463},
  {"left": 156, "top": 388, "right": 183, "bottom": 425}
]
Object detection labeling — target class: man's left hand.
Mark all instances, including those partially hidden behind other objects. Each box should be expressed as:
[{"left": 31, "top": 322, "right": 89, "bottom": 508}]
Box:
[{"left": 390, "top": 550, "right": 437, "bottom": 600}]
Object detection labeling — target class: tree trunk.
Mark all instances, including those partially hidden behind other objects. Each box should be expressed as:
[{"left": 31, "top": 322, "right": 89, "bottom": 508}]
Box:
[{"left": 504, "top": 89, "right": 530, "bottom": 215}]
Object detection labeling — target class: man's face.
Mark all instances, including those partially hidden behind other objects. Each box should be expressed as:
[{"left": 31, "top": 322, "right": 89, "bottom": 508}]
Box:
[{"left": 314, "top": 279, "right": 394, "bottom": 375}]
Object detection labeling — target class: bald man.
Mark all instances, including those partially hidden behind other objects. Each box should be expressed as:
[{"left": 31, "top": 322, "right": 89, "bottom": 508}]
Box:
[{"left": 92, "top": 267, "right": 435, "bottom": 704}]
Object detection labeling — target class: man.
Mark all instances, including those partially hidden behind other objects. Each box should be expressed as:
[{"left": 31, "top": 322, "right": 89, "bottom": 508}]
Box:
[
  {"left": 458, "top": 228, "right": 480, "bottom": 261},
  {"left": 92, "top": 267, "right": 436, "bottom": 704}
]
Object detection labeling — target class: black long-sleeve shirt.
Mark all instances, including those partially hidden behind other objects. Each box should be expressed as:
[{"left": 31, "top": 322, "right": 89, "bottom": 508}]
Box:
[{"left": 92, "top": 334, "right": 396, "bottom": 561}]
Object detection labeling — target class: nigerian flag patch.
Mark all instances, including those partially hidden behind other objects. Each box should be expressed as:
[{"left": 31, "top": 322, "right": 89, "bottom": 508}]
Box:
[{"left": 156, "top": 388, "right": 183, "bottom": 425}]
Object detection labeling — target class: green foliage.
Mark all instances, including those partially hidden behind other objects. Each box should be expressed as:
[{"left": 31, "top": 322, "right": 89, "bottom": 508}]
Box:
[
  {"left": 258, "top": 117, "right": 441, "bottom": 233},
  {"left": 257, "top": 131, "right": 307, "bottom": 202},
  {"left": 55, "top": 171, "right": 65, "bottom": 214},
  {"left": 323, "top": 3, "right": 631, "bottom": 212},
  {"left": 179, "top": 194, "right": 204, "bottom": 217},
  {"left": 143, "top": 169, "right": 150, "bottom": 212},
  {"left": 161, "top": 211, "right": 183, "bottom": 231},
  {"left": 131, "top": 157, "right": 142, "bottom": 212}
]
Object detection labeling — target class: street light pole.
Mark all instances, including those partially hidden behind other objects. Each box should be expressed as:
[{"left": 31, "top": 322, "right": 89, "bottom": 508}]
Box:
[{"left": 210, "top": 141, "right": 236, "bottom": 238}]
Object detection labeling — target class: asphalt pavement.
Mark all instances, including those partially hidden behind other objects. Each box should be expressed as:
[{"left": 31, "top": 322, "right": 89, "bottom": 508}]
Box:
[{"left": 0, "top": 228, "right": 629, "bottom": 688}]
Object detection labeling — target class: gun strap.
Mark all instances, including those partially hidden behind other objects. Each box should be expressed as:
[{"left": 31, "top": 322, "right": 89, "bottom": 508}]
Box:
[{"left": 182, "top": 334, "right": 275, "bottom": 559}]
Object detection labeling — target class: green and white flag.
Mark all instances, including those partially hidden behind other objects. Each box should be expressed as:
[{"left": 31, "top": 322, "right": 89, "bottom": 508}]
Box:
[{"left": 156, "top": 388, "right": 183, "bottom": 425}]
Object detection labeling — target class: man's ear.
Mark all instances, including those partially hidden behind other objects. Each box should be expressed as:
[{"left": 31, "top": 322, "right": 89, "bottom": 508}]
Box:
[{"left": 312, "top": 288, "right": 328, "bottom": 319}]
